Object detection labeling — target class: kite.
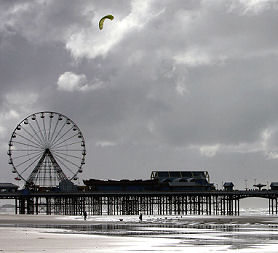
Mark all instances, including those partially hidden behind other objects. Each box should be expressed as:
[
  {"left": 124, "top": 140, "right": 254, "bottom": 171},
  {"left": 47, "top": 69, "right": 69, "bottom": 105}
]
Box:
[{"left": 99, "top": 15, "right": 114, "bottom": 30}]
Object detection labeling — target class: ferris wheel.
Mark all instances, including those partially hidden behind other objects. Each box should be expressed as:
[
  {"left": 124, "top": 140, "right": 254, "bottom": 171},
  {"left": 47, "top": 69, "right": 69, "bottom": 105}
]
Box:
[{"left": 7, "top": 111, "right": 86, "bottom": 188}]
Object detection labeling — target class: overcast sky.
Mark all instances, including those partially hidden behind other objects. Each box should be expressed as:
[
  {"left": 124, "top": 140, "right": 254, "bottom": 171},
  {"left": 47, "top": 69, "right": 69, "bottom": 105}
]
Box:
[{"left": 1, "top": 0, "right": 278, "bottom": 189}]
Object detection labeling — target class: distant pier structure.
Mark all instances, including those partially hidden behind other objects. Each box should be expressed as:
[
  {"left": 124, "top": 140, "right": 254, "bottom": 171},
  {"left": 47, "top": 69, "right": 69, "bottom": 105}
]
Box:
[{"left": 1, "top": 171, "right": 278, "bottom": 216}]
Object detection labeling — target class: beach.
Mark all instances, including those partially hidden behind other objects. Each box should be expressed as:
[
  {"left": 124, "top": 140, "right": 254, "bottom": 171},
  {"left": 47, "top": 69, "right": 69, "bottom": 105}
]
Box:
[
  {"left": 1, "top": 213, "right": 278, "bottom": 252},
  {"left": 0, "top": 226, "right": 178, "bottom": 253}
]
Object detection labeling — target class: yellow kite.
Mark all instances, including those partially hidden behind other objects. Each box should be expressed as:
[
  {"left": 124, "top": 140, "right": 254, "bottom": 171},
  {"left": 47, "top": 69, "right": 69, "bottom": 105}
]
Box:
[{"left": 99, "top": 15, "right": 114, "bottom": 30}]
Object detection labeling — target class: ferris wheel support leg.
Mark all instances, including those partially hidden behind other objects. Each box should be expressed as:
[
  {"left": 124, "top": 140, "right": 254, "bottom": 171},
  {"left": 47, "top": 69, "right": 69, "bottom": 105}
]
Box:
[{"left": 26, "top": 150, "right": 47, "bottom": 187}]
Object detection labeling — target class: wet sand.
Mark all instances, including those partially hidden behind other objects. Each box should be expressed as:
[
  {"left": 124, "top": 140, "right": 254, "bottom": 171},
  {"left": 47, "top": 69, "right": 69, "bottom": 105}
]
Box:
[
  {"left": 0, "top": 226, "right": 183, "bottom": 253},
  {"left": 1, "top": 214, "right": 278, "bottom": 252}
]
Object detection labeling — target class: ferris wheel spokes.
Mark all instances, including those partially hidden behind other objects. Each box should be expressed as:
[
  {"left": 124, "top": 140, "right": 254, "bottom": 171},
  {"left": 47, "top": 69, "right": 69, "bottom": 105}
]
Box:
[
  {"left": 49, "top": 120, "right": 68, "bottom": 147},
  {"left": 48, "top": 115, "right": 60, "bottom": 145},
  {"left": 14, "top": 131, "right": 43, "bottom": 149},
  {"left": 51, "top": 132, "right": 80, "bottom": 149},
  {"left": 53, "top": 140, "right": 83, "bottom": 149},
  {"left": 12, "top": 140, "right": 43, "bottom": 150},
  {"left": 53, "top": 155, "right": 76, "bottom": 176},
  {"left": 52, "top": 151, "right": 82, "bottom": 169},
  {"left": 26, "top": 121, "right": 46, "bottom": 146},
  {"left": 50, "top": 126, "right": 75, "bottom": 147},
  {"left": 47, "top": 115, "right": 53, "bottom": 144},
  {"left": 11, "top": 150, "right": 43, "bottom": 161},
  {"left": 14, "top": 152, "right": 43, "bottom": 169},
  {"left": 53, "top": 151, "right": 83, "bottom": 160}
]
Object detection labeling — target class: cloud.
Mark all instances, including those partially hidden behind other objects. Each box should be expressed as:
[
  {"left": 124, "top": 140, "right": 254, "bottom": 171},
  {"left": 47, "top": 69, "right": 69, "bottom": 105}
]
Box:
[
  {"left": 96, "top": 141, "right": 117, "bottom": 147},
  {"left": 5, "top": 92, "right": 38, "bottom": 106},
  {"left": 0, "top": 94, "right": 35, "bottom": 142},
  {"left": 2, "top": 110, "right": 20, "bottom": 120},
  {"left": 57, "top": 71, "right": 102, "bottom": 91},
  {"left": 175, "top": 76, "right": 189, "bottom": 96},
  {"left": 0, "top": 110, "right": 20, "bottom": 138},
  {"left": 199, "top": 144, "right": 220, "bottom": 157},
  {"left": 191, "top": 127, "right": 278, "bottom": 160},
  {"left": 174, "top": 47, "right": 216, "bottom": 67},
  {"left": 57, "top": 72, "right": 88, "bottom": 91},
  {"left": 65, "top": 0, "right": 165, "bottom": 59},
  {"left": 260, "top": 128, "right": 278, "bottom": 160},
  {"left": 1, "top": 92, "right": 39, "bottom": 137},
  {"left": 229, "top": 0, "right": 278, "bottom": 15}
]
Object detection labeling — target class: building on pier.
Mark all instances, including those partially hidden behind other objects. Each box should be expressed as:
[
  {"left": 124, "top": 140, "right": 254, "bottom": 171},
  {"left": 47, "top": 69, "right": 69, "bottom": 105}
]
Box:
[
  {"left": 0, "top": 183, "right": 18, "bottom": 193},
  {"left": 83, "top": 171, "right": 215, "bottom": 192},
  {"left": 270, "top": 182, "right": 278, "bottom": 190},
  {"left": 223, "top": 182, "right": 234, "bottom": 191}
]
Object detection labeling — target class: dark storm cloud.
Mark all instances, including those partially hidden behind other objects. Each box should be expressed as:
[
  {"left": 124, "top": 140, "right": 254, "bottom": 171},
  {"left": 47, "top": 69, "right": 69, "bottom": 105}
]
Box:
[{"left": 1, "top": 0, "right": 278, "bottom": 186}]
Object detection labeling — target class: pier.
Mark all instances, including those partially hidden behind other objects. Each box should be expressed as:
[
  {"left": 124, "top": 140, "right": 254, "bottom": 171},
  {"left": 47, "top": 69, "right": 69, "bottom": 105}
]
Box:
[{"left": 1, "top": 190, "right": 278, "bottom": 216}]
